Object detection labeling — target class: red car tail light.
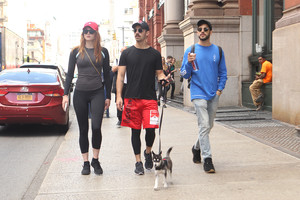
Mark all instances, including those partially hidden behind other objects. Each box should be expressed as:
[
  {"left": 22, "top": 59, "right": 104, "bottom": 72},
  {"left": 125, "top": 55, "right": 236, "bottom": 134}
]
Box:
[
  {"left": 0, "top": 90, "right": 8, "bottom": 96},
  {"left": 42, "top": 88, "right": 64, "bottom": 97}
]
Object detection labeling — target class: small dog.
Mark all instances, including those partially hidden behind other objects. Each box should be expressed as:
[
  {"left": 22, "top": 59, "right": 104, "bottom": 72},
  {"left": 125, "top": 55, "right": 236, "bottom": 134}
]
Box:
[{"left": 152, "top": 147, "right": 173, "bottom": 190}]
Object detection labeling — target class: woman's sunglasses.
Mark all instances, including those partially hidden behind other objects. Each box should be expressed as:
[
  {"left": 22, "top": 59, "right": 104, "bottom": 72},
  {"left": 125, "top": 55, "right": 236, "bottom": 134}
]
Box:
[
  {"left": 133, "top": 28, "right": 143, "bottom": 33},
  {"left": 197, "top": 27, "right": 209, "bottom": 32},
  {"left": 83, "top": 29, "right": 96, "bottom": 34}
]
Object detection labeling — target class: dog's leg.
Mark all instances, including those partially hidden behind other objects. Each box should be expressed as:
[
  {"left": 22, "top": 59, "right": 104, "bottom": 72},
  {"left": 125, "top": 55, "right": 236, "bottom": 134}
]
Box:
[
  {"left": 169, "top": 167, "right": 173, "bottom": 184},
  {"left": 154, "top": 172, "right": 159, "bottom": 191},
  {"left": 163, "top": 170, "right": 168, "bottom": 188}
]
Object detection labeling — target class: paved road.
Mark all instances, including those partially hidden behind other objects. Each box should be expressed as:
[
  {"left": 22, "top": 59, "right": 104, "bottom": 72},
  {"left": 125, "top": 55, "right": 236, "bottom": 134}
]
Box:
[{"left": 0, "top": 124, "right": 65, "bottom": 200}]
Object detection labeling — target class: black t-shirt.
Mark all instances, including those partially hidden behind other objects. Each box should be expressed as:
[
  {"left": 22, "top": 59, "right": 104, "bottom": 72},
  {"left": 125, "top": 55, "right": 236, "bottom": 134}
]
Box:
[{"left": 119, "top": 46, "right": 162, "bottom": 100}]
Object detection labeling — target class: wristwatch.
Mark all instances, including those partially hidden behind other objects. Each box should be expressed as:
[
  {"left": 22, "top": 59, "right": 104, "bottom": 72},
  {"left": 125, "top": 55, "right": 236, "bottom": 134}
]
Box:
[{"left": 217, "top": 89, "right": 222, "bottom": 93}]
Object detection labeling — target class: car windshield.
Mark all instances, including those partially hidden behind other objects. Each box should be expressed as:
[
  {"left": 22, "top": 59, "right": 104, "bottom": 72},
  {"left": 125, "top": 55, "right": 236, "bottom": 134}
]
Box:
[{"left": 0, "top": 70, "right": 58, "bottom": 85}]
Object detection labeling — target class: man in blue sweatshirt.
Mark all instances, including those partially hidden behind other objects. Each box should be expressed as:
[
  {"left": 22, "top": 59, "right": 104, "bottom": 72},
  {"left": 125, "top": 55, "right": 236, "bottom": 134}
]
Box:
[{"left": 180, "top": 19, "right": 227, "bottom": 173}]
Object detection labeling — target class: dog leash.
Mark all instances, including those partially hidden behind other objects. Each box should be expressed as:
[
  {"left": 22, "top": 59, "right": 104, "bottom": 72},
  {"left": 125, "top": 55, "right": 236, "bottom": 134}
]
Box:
[{"left": 158, "top": 82, "right": 167, "bottom": 153}]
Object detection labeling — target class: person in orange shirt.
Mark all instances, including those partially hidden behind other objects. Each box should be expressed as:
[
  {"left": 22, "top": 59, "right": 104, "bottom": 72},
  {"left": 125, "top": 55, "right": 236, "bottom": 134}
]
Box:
[{"left": 249, "top": 55, "right": 272, "bottom": 111}]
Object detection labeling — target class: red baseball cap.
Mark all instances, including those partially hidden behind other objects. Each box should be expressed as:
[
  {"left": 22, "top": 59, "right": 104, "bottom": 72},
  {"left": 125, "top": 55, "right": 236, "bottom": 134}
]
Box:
[{"left": 83, "top": 21, "right": 98, "bottom": 31}]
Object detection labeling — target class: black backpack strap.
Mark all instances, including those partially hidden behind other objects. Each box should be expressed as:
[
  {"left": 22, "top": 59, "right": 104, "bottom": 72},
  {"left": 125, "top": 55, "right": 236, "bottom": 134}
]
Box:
[{"left": 218, "top": 46, "right": 222, "bottom": 66}]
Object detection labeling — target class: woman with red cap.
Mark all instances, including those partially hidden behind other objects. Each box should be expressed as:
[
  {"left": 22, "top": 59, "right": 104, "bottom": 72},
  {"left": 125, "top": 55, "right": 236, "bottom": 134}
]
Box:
[{"left": 63, "top": 21, "right": 111, "bottom": 175}]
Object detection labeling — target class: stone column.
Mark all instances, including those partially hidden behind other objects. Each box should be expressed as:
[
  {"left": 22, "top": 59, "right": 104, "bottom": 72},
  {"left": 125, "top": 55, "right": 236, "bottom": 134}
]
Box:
[
  {"left": 186, "top": 0, "right": 223, "bottom": 17},
  {"left": 222, "top": 0, "right": 239, "bottom": 16},
  {"left": 163, "top": 0, "right": 184, "bottom": 34},
  {"left": 158, "top": 0, "right": 185, "bottom": 58},
  {"left": 273, "top": 2, "right": 300, "bottom": 125},
  {"left": 158, "top": 0, "right": 184, "bottom": 97},
  {"left": 179, "top": 0, "right": 241, "bottom": 107}
]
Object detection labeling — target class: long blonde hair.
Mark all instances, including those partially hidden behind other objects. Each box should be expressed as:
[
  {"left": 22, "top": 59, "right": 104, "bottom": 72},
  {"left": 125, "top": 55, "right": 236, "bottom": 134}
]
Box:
[
  {"left": 162, "top": 56, "right": 168, "bottom": 71},
  {"left": 76, "top": 30, "right": 102, "bottom": 63}
]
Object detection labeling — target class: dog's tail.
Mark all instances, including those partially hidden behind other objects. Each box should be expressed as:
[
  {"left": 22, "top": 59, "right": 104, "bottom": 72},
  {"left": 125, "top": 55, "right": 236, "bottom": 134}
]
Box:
[{"left": 166, "top": 146, "right": 173, "bottom": 157}]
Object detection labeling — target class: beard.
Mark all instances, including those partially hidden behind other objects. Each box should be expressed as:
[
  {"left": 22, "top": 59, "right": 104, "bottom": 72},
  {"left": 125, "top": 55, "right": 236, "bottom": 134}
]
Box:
[{"left": 199, "top": 34, "right": 210, "bottom": 41}]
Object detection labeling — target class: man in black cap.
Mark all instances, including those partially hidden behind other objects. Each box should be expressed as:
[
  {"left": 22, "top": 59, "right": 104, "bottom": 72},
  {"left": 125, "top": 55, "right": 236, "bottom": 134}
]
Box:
[
  {"left": 116, "top": 21, "right": 170, "bottom": 175},
  {"left": 180, "top": 19, "right": 227, "bottom": 173}
]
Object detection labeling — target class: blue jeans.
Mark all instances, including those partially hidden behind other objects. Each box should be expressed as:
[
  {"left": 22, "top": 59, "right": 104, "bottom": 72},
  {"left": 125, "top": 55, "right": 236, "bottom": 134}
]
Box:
[{"left": 192, "top": 95, "right": 220, "bottom": 160}]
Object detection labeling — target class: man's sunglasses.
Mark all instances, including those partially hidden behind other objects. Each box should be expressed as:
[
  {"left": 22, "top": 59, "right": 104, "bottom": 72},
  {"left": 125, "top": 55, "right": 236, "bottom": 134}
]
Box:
[
  {"left": 133, "top": 28, "right": 143, "bottom": 33},
  {"left": 83, "top": 29, "right": 96, "bottom": 34},
  {"left": 197, "top": 27, "right": 209, "bottom": 32}
]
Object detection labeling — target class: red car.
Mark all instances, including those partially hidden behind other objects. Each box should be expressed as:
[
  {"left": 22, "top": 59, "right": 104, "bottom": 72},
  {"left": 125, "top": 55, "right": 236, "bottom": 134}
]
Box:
[{"left": 0, "top": 68, "right": 69, "bottom": 132}]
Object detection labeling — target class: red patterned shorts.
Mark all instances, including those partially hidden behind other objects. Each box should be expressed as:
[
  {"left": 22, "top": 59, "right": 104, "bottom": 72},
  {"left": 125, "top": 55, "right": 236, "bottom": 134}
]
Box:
[{"left": 121, "top": 98, "right": 159, "bottom": 130}]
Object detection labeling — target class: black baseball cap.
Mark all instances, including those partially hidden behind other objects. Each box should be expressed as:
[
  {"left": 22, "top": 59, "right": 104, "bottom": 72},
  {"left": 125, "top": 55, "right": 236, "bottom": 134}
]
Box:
[
  {"left": 132, "top": 21, "right": 149, "bottom": 31},
  {"left": 197, "top": 19, "right": 212, "bottom": 30}
]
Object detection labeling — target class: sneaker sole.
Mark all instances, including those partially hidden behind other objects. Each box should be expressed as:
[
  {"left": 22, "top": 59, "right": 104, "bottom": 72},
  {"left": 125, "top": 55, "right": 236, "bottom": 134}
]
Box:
[
  {"left": 205, "top": 169, "right": 215, "bottom": 173},
  {"left": 135, "top": 171, "right": 144, "bottom": 175},
  {"left": 144, "top": 163, "right": 153, "bottom": 170},
  {"left": 94, "top": 171, "right": 103, "bottom": 175},
  {"left": 91, "top": 164, "right": 103, "bottom": 175}
]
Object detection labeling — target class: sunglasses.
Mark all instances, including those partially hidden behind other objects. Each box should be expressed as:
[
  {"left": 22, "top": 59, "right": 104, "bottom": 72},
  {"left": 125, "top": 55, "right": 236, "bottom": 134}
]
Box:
[
  {"left": 133, "top": 28, "right": 143, "bottom": 33},
  {"left": 197, "top": 27, "right": 209, "bottom": 32},
  {"left": 83, "top": 29, "right": 96, "bottom": 34}
]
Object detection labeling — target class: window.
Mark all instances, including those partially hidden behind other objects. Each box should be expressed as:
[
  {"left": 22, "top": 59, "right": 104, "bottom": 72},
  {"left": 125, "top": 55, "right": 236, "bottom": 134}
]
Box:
[
  {"left": 252, "top": 0, "right": 283, "bottom": 55},
  {"left": 124, "top": 8, "right": 133, "bottom": 15}
]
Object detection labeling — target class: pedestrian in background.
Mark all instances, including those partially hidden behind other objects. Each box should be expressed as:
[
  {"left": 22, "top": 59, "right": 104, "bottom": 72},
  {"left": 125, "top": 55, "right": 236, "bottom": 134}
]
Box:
[
  {"left": 180, "top": 19, "right": 227, "bottom": 173},
  {"left": 249, "top": 54, "right": 272, "bottom": 111},
  {"left": 62, "top": 21, "right": 111, "bottom": 175},
  {"left": 112, "top": 46, "right": 127, "bottom": 127},
  {"left": 167, "top": 56, "right": 177, "bottom": 99},
  {"left": 157, "top": 56, "right": 170, "bottom": 106},
  {"left": 116, "top": 21, "right": 170, "bottom": 175}
]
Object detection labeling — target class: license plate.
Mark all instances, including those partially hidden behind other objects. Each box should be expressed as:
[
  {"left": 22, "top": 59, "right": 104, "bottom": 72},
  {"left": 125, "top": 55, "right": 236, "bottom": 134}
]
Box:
[{"left": 17, "top": 93, "right": 33, "bottom": 101}]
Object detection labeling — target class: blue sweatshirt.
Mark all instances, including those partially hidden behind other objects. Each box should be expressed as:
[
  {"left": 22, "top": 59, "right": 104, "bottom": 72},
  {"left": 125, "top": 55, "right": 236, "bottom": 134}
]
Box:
[{"left": 180, "top": 43, "right": 227, "bottom": 101}]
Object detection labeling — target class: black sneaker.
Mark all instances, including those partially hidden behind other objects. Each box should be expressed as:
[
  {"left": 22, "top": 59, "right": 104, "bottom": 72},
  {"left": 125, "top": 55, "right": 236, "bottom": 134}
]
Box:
[
  {"left": 203, "top": 158, "right": 215, "bottom": 173},
  {"left": 81, "top": 161, "right": 91, "bottom": 175},
  {"left": 134, "top": 161, "right": 144, "bottom": 175},
  {"left": 91, "top": 158, "right": 103, "bottom": 175},
  {"left": 144, "top": 150, "right": 153, "bottom": 170},
  {"left": 192, "top": 146, "right": 201, "bottom": 163},
  {"left": 116, "top": 120, "right": 121, "bottom": 128}
]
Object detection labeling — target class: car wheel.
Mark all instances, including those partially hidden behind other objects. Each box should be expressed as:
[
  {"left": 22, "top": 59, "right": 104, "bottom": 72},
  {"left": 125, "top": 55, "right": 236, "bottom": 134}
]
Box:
[{"left": 58, "top": 114, "right": 69, "bottom": 134}]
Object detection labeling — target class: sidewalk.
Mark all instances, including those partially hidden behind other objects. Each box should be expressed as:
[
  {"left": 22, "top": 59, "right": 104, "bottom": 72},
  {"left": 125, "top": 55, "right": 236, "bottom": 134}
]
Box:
[{"left": 35, "top": 102, "right": 300, "bottom": 200}]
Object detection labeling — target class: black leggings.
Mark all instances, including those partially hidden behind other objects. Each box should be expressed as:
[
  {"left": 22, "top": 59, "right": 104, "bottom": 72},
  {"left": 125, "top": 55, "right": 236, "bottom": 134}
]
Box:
[
  {"left": 73, "top": 88, "right": 105, "bottom": 154},
  {"left": 157, "top": 82, "right": 170, "bottom": 103},
  {"left": 131, "top": 128, "right": 156, "bottom": 155}
]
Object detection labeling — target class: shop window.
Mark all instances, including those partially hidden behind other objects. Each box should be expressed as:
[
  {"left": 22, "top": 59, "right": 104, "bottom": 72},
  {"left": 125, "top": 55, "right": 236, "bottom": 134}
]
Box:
[{"left": 252, "top": 0, "right": 283, "bottom": 55}]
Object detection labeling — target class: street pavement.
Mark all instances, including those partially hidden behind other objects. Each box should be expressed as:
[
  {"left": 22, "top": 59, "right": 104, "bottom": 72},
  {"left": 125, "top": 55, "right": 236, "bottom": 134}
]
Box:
[{"left": 35, "top": 100, "right": 300, "bottom": 200}]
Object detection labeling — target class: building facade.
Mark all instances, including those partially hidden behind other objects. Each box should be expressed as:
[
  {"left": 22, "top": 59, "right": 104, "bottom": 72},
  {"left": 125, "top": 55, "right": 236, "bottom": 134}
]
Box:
[
  {"left": 273, "top": 0, "right": 300, "bottom": 125},
  {"left": 138, "top": 0, "right": 299, "bottom": 126},
  {"left": 27, "top": 23, "right": 44, "bottom": 63},
  {"left": 105, "top": 0, "right": 139, "bottom": 64},
  {"left": 0, "top": 0, "right": 7, "bottom": 26}
]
